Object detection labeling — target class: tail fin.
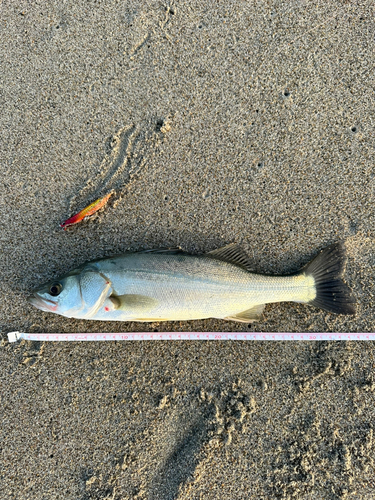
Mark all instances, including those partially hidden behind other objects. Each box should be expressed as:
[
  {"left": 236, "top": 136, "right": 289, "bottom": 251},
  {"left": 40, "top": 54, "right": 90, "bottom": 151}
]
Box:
[{"left": 302, "top": 242, "right": 356, "bottom": 315}]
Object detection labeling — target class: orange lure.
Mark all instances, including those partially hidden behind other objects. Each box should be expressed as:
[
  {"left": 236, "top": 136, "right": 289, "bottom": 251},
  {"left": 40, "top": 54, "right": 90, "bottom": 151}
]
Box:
[{"left": 60, "top": 193, "right": 113, "bottom": 230}]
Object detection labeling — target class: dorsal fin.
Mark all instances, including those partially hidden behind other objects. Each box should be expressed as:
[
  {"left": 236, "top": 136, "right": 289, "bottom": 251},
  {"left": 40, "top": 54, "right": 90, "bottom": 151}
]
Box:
[
  {"left": 207, "top": 243, "right": 254, "bottom": 271},
  {"left": 137, "top": 247, "right": 183, "bottom": 255}
]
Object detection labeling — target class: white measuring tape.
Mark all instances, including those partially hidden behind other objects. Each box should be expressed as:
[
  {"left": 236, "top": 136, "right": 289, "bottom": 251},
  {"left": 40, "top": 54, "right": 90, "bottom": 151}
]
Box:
[{"left": 7, "top": 331, "right": 375, "bottom": 342}]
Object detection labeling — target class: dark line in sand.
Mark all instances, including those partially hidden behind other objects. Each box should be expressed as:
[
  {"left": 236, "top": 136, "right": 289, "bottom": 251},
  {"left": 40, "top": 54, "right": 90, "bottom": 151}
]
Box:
[
  {"left": 69, "top": 124, "right": 138, "bottom": 212},
  {"left": 148, "top": 408, "right": 213, "bottom": 500}
]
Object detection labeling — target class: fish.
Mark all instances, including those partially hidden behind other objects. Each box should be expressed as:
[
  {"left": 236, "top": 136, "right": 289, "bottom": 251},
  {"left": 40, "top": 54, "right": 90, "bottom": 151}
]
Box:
[{"left": 28, "top": 242, "right": 356, "bottom": 323}]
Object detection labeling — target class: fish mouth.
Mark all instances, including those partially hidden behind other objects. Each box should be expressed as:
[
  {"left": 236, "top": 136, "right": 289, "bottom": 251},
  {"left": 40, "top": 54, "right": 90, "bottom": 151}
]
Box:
[{"left": 27, "top": 293, "right": 58, "bottom": 312}]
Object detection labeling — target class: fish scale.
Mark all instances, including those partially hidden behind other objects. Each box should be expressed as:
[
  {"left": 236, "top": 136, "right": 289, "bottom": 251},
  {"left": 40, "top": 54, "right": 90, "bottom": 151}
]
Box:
[{"left": 86, "top": 254, "right": 309, "bottom": 321}]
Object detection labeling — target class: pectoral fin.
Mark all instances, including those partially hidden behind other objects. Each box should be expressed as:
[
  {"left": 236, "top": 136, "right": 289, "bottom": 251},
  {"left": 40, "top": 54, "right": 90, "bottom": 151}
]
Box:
[
  {"left": 109, "top": 294, "right": 159, "bottom": 313},
  {"left": 224, "top": 304, "right": 265, "bottom": 323}
]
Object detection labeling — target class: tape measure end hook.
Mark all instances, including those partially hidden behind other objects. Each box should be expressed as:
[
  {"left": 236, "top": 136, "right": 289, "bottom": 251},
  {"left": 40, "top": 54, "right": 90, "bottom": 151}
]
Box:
[{"left": 8, "top": 331, "right": 22, "bottom": 343}]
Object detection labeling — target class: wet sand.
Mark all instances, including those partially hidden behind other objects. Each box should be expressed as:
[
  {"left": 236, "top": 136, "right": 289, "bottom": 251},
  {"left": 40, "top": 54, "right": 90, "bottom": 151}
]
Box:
[{"left": 1, "top": 1, "right": 374, "bottom": 498}]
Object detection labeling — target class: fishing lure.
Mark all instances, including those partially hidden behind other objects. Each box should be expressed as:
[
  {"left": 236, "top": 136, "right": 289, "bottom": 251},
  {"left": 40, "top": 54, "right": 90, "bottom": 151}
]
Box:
[{"left": 60, "top": 193, "right": 112, "bottom": 230}]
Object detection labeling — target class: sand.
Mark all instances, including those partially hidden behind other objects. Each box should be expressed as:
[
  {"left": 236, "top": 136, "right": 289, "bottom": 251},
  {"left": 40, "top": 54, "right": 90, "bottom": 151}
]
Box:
[{"left": 1, "top": 0, "right": 374, "bottom": 498}]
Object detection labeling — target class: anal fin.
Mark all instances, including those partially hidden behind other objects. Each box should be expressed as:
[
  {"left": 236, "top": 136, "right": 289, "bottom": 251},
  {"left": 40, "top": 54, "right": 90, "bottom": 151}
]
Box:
[{"left": 224, "top": 304, "right": 265, "bottom": 323}]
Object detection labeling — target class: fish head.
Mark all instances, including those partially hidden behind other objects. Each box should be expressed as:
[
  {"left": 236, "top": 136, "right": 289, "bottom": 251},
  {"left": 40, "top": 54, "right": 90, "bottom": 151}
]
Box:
[{"left": 28, "top": 271, "right": 84, "bottom": 318}]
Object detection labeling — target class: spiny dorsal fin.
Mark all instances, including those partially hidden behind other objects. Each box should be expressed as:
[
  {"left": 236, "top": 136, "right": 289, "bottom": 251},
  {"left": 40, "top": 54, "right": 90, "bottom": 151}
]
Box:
[
  {"left": 224, "top": 304, "right": 265, "bottom": 323},
  {"left": 207, "top": 243, "right": 254, "bottom": 271},
  {"left": 137, "top": 247, "right": 183, "bottom": 255}
]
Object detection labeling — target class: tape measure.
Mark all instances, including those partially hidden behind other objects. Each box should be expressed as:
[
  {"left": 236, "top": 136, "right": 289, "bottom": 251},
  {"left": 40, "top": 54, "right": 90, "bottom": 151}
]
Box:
[{"left": 7, "top": 331, "right": 375, "bottom": 342}]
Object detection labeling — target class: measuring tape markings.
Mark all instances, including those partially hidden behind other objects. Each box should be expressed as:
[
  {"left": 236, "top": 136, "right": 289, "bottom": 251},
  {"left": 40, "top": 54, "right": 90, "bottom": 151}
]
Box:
[{"left": 6, "top": 331, "right": 375, "bottom": 342}]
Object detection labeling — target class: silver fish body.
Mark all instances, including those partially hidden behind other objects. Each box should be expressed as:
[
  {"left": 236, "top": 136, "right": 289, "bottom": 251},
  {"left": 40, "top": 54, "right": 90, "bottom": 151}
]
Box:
[{"left": 28, "top": 242, "right": 356, "bottom": 322}]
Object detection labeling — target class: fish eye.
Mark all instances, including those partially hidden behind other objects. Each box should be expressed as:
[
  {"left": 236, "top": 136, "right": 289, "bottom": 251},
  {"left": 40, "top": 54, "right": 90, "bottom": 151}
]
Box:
[{"left": 49, "top": 283, "right": 62, "bottom": 296}]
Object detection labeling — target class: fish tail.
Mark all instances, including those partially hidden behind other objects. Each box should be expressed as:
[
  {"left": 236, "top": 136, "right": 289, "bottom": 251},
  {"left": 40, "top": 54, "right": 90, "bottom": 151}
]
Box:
[{"left": 302, "top": 242, "right": 356, "bottom": 315}]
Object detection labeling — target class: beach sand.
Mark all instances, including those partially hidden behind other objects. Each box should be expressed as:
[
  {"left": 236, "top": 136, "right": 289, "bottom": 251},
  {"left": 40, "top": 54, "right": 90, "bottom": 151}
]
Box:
[{"left": 1, "top": 0, "right": 374, "bottom": 498}]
